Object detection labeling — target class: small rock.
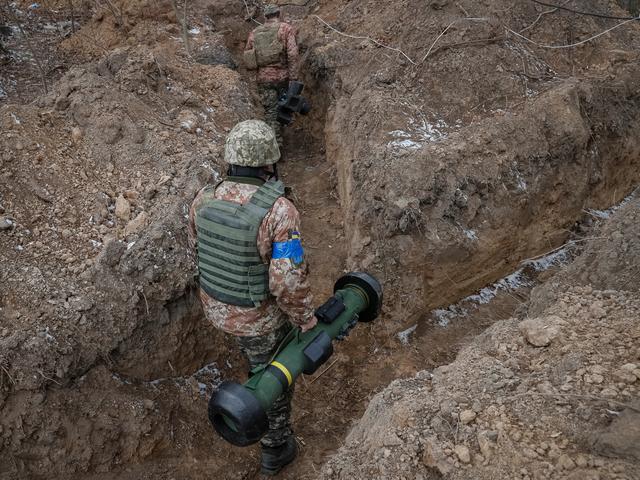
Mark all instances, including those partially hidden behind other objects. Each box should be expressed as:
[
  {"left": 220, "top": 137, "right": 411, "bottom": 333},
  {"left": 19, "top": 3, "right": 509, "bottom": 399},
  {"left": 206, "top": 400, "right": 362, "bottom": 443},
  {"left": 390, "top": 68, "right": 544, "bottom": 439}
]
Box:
[
  {"left": 124, "top": 189, "right": 139, "bottom": 202},
  {"left": 557, "top": 454, "right": 576, "bottom": 470},
  {"left": 477, "top": 432, "right": 493, "bottom": 458},
  {"left": 460, "top": 410, "right": 477, "bottom": 425},
  {"left": 177, "top": 110, "right": 200, "bottom": 133},
  {"left": 575, "top": 454, "right": 589, "bottom": 468},
  {"left": 143, "top": 399, "right": 155, "bottom": 410},
  {"left": 61, "top": 228, "right": 72, "bottom": 238},
  {"left": 454, "top": 445, "right": 471, "bottom": 464},
  {"left": 124, "top": 211, "right": 149, "bottom": 236},
  {"left": 422, "top": 437, "right": 453, "bottom": 474},
  {"left": 439, "top": 399, "right": 458, "bottom": 415},
  {"left": 589, "top": 301, "right": 607, "bottom": 319},
  {"left": 519, "top": 317, "right": 560, "bottom": 347},
  {"left": 71, "top": 127, "right": 83, "bottom": 144},
  {"left": 115, "top": 194, "right": 131, "bottom": 222},
  {"left": 0, "top": 217, "right": 14, "bottom": 231},
  {"left": 613, "top": 368, "right": 637, "bottom": 384}
]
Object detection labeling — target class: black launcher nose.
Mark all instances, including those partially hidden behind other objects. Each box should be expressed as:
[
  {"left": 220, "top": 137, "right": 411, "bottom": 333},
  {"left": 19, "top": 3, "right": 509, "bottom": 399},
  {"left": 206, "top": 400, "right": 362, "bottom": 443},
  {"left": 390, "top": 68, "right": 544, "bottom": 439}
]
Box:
[{"left": 208, "top": 381, "right": 269, "bottom": 447}]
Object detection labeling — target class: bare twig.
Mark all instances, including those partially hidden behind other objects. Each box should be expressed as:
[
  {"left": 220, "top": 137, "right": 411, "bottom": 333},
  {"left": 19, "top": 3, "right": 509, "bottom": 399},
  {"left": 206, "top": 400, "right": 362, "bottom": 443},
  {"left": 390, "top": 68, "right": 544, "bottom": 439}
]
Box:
[
  {"left": 242, "top": 0, "right": 262, "bottom": 26},
  {"left": 1, "top": 365, "right": 15, "bottom": 385},
  {"left": 5, "top": 4, "right": 49, "bottom": 93},
  {"left": 313, "top": 15, "right": 417, "bottom": 65},
  {"left": 421, "top": 22, "right": 455, "bottom": 62},
  {"left": 102, "top": 0, "right": 124, "bottom": 27},
  {"left": 170, "top": 0, "right": 191, "bottom": 57},
  {"left": 518, "top": 0, "right": 576, "bottom": 34},
  {"left": 506, "top": 18, "right": 638, "bottom": 49},
  {"left": 518, "top": 237, "right": 607, "bottom": 266},
  {"left": 37, "top": 369, "right": 62, "bottom": 386},
  {"left": 309, "top": 358, "right": 339, "bottom": 384},
  {"left": 455, "top": 2, "right": 470, "bottom": 17},
  {"left": 68, "top": 0, "right": 76, "bottom": 33},
  {"left": 141, "top": 289, "right": 150, "bottom": 316}
]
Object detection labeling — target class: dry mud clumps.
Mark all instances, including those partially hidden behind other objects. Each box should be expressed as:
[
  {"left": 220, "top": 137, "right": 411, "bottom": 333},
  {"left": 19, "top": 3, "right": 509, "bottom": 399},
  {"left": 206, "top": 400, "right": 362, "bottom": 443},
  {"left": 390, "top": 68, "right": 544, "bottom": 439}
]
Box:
[
  {"left": 321, "top": 200, "right": 640, "bottom": 480},
  {"left": 0, "top": 11, "right": 253, "bottom": 474}
]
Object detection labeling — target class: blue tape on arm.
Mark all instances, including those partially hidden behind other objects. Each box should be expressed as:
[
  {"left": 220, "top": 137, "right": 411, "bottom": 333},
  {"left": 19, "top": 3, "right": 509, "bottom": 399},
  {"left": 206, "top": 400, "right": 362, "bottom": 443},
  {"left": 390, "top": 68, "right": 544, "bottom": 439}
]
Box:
[{"left": 272, "top": 239, "right": 304, "bottom": 264}]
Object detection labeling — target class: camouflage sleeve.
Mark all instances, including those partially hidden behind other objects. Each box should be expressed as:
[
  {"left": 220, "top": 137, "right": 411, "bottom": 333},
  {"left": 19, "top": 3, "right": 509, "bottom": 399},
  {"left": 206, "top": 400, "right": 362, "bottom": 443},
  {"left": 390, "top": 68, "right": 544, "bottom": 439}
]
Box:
[
  {"left": 258, "top": 197, "right": 316, "bottom": 330},
  {"left": 283, "top": 24, "right": 300, "bottom": 81},
  {"left": 188, "top": 186, "right": 215, "bottom": 249}
]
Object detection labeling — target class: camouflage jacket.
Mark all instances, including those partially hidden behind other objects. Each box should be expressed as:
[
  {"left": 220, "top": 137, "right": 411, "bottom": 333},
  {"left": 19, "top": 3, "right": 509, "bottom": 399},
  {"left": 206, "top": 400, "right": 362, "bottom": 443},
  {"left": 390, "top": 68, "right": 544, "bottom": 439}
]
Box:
[
  {"left": 188, "top": 177, "right": 315, "bottom": 337},
  {"left": 245, "top": 19, "right": 300, "bottom": 84}
]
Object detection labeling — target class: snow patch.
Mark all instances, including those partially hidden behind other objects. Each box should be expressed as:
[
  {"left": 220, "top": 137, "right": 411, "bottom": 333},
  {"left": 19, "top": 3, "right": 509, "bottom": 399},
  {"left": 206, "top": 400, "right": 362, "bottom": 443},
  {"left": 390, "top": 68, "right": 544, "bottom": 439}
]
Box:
[
  {"left": 389, "top": 138, "right": 422, "bottom": 150},
  {"left": 586, "top": 188, "right": 637, "bottom": 219},
  {"left": 387, "top": 104, "right": 450, "bottom": 151},
  {"left": 397, "top": 324, "right": 417, "bottom": 345},
  {"left": 463, "top": 228, "right": 478, "bottom": 241},
  {"left": 430, "top": 246, "right": 574, "bottom": 326}
]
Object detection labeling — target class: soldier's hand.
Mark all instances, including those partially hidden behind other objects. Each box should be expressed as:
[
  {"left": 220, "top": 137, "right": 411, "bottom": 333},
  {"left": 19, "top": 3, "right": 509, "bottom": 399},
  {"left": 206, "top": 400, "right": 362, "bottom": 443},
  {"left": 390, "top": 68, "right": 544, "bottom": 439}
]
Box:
[
  {"left": 299, "top": 315, "right": 317, "bottom": 333},
  {"left": 336, "top": 315, "right": 358, "bottom": 341}
]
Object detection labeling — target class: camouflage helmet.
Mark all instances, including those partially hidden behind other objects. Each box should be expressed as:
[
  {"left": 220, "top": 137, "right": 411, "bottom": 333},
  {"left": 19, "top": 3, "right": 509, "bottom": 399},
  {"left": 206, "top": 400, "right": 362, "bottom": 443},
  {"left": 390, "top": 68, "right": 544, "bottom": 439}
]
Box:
[
  {"left": 224, "top": 120, "right": 280, "bottom": 167},
  {"left": 263, "top": 4, "right": 280, "bottom": 16}
]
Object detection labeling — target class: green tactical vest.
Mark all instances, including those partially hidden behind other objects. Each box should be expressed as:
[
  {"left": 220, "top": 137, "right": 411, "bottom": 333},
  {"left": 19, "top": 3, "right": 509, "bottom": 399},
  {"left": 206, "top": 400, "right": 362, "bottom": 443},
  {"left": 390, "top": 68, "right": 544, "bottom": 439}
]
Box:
[
  {"left": 254, "top": 22, "right": 285, "bottom": 67},
  {"left": 195, "top": 178, "right": 285, "bottom": 308}
]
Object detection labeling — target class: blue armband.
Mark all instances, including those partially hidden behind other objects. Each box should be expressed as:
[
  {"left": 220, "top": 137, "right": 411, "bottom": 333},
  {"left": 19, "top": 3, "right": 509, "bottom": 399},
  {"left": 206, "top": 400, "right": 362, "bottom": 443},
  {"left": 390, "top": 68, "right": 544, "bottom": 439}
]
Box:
[{"left": 272, "top": 232, "right": 304, "bottom": 265}]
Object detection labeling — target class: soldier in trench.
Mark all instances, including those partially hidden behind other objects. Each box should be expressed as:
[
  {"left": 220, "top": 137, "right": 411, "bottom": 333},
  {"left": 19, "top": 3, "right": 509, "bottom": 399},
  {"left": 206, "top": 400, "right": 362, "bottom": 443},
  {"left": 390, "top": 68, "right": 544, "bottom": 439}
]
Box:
[
  {"left": 243, "top": 4, "right": 300, "bottom": 148},
  {"left": 188, "top": 119, "right": 316, "bottom": 475}
]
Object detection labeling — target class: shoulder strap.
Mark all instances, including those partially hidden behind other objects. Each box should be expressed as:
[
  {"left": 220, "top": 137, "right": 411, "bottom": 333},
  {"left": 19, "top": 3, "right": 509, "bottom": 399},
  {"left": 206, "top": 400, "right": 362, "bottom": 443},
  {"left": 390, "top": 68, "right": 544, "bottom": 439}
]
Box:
[{"left": 237, "top": 179, "right": 285, "bottom": 224}]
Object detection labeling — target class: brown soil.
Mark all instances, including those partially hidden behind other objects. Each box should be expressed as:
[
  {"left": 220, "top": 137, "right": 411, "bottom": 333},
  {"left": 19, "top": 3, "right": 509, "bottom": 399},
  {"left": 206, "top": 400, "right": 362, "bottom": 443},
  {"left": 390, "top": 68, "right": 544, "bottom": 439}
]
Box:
[
  {"left": 322, "top": 198, "right": 640, "bottom": 480},
  {"left": 1, "top": 1, "right": 640, "bottom": 479}
]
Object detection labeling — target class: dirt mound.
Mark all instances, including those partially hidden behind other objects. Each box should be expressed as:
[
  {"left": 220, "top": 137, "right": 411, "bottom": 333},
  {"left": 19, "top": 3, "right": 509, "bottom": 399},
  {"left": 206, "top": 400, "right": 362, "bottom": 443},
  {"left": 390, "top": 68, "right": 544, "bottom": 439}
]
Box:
[
  {"left": 320, "top": 198, "right": 640, "bottom": 480},
  {"left": 529, "top": 191, "right": 640, "bottom": 314},
  {"left": 0, "top": 2, "right": 255, "bottom": 474}
]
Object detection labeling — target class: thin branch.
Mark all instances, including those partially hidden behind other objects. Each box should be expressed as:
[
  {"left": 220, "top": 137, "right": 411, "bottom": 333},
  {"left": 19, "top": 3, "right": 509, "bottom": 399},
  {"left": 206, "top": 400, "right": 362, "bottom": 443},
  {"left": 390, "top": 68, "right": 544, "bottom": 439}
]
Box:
[
  {"left": 313, "top": 15, "right": 417, "bottom": 65},
  {"left": 242, "top": 0, "right": 262, "bottom": 26},
  {"left": 421, "top": 22, "right": 455, "bottom": 62},
  {"left": 309, "top": 358, "right": 339, "bottom": 384},
  {"left": 5, "top": 4, "right": 49, "bottom": 93},
  {"left": 37, "top": 369, "right": 62, "bottom": 386},
  {"left": 68, "top": 0, "right": 76, "bottom": 33},
  {"left": 505, "top": 18, "right": 637, "bottom": 49},
  {"left": 518, "top": 237, "right": 607, "bottom": 266},
  {"left": 425, "top": 35, "right": 505, "bottom": 60},
  {"left": 1, "top": 365, "right": 15, "bottom": 385},
  {"left": 170, "top": 0, "right": 191, "bottom": 57}
]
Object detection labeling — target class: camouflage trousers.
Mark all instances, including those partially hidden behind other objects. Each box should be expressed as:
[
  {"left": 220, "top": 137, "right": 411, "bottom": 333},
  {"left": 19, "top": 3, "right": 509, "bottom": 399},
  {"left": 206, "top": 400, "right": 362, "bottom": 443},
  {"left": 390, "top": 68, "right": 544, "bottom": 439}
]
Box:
[
  {"left": 235, "top": 322, "right": 294, "bottom": 448},
  {"left": 258, "top": 81, "right": 288, "bottom": 148}
]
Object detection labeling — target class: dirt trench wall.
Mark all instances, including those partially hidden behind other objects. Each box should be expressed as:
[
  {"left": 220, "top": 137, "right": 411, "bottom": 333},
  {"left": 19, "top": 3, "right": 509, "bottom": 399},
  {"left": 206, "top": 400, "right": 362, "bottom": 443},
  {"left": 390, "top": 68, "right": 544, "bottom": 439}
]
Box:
[
  {"left": 318, "top": 198, "right": 640, "bottom": 480},
  {"left": 319, "top": 207, "right": 640, "bottom": 480},
  {"left": 0, "top": 5, "right": 257, "bottom": 473},
  {"left": 296, "top": 0, "right": 640, "bottom": 322},
  {"left": 330, "top": 71, "right": 640, "bottom": 319}
]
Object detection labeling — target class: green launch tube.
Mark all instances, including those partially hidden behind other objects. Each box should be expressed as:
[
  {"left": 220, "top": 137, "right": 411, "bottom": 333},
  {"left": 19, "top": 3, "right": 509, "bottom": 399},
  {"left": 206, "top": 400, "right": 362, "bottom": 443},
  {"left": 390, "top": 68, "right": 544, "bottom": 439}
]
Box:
[{"left": 208, "top": 272, "right": 383, "bottom": 446}]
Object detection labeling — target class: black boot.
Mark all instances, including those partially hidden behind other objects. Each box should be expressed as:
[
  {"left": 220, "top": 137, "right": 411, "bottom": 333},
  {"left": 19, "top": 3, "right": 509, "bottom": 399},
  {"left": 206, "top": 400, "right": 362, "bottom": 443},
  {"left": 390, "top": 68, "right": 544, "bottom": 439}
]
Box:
[{"left": 260, "top": 436, "right": 298, "bottom": 476}]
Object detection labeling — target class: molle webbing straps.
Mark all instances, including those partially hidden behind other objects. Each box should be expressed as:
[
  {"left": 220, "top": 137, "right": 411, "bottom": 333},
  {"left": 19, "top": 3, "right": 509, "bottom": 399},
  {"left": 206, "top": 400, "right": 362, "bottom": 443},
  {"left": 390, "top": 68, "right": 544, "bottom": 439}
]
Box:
[
  {"left": 253, "top": 23, "right": 285, "bottom": 67},
  {"left": 195, "top": 180, "right": 285, "bottom": 307}
]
